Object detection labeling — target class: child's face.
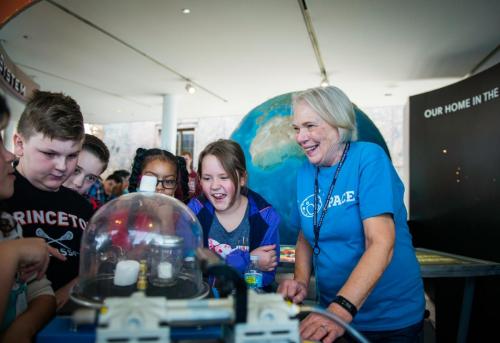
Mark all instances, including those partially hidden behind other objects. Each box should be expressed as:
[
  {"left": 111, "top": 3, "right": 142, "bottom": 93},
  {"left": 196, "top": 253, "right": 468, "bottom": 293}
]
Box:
[
  {"left": 0, "top": 136, "right": 16, "bottom": 200},
  {"left": 182, "top": 154, "right": 192, "bottom": 168},
  {"left": 104, "top": 179, "right": 119, "bottom": 196},
  {"left": 142, "top": 159, "right": 177, "bottom": 196},
  {"left": 63, "top": 150, "right": 105, "bottom": 195},
  {"left": 121, "top": 176, "right": 130, "bottom": 192},
  {"left": 200, "top": 154, "right": 245, "bottom": 213},
  {"left": 13, "top": 132, "right": 81, "bottom": 192}
]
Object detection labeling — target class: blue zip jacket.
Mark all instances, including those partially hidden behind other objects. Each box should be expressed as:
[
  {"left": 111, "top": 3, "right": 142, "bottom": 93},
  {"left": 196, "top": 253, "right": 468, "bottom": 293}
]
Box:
[{"left": 188, "top": 188, "right": 280, "bottom": 286}]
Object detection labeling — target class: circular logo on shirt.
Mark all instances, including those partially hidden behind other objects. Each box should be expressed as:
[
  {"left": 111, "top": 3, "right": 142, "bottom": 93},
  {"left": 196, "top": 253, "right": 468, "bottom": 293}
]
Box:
[{"left": 300, "top": 194, "right": 322, "bottom": 218}]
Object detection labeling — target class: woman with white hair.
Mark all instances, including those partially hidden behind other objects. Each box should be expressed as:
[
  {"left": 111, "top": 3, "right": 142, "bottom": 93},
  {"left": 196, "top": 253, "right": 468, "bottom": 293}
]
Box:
[{"left": 278, "top": 86, "right": 424, "bottom": 342}]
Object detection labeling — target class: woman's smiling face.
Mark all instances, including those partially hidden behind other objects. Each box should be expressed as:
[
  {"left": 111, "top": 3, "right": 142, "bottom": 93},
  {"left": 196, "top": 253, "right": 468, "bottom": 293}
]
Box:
[{"left": 292, "top": 100, "right": 341, "bottom": 167}]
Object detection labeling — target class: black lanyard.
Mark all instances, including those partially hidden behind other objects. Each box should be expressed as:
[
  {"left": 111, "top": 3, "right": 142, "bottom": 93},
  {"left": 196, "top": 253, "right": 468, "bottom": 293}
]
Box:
[{"left": 312, "top": 142, "right": 350, "bottom": 255}]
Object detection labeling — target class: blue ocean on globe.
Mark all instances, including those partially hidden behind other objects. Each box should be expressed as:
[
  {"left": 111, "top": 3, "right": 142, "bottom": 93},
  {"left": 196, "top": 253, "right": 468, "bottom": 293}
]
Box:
[{"left": 231, "top": 92, "right": 389, "bottom": 244}]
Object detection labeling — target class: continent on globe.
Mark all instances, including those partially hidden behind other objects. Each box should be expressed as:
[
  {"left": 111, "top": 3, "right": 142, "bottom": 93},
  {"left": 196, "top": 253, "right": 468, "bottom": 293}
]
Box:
[{"left": 250, "top": 115, "right": 303, "bottom": 169}]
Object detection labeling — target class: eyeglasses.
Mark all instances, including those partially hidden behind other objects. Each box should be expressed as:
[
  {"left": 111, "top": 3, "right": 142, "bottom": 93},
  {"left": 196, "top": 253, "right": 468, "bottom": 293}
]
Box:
[{"left": 156, "top": 179, "right": 177, "bottom": 189}]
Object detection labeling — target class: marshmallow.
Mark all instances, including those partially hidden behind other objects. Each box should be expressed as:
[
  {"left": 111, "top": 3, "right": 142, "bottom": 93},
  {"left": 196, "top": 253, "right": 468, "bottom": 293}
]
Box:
[
  {"left": 139, "top": 175, "right": 157, "bottom": 192},
  {"left": 158, "top": 261, "right": 173, "bottom": 279},
  {"left": 113, "top": 260, "right": 140, "bottom": 286}
]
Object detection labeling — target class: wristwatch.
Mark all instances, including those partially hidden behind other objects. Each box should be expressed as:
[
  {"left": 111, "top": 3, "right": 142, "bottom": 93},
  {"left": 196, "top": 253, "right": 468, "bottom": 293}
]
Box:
[{"left": 333, "top": 295, "right": 358, "bottom": 317}]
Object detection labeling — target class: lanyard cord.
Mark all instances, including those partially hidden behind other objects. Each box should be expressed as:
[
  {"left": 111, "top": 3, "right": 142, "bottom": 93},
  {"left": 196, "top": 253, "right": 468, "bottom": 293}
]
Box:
[{"left": 312, "top": 142, "right": 350, "bottom": 255}]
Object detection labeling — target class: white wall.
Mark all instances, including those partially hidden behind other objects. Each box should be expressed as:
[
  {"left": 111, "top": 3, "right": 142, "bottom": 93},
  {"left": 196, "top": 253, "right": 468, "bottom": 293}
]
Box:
[
  {"left": 361, "top": 105, "right": 409, "bottom": 210},
  {"left": 92, "top": 114, "right": 242, "bottom": 176},
  {"left": 86, "top": 122, "right": 158, "bottom": 176},
  {"left": 187, "top": 115, "right": 242, "bottom": 170},
  {"left": 362, "top": 105, "right": 405, "bottom": 176}
]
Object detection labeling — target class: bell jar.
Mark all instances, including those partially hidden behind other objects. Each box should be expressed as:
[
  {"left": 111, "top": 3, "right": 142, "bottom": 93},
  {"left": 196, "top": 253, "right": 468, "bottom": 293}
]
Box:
[{"left": 71, "top": 177, "right": 208, "bottom": 307}]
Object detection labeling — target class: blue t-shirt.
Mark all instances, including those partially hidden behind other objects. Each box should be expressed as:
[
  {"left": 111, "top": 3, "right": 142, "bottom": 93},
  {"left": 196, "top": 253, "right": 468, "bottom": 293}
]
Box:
[
  {"left": 296, "top": 141, "right": 424, "bottom": 331},
  {"left": 208, "top": 205, "right": 250, "bottom": 260}
]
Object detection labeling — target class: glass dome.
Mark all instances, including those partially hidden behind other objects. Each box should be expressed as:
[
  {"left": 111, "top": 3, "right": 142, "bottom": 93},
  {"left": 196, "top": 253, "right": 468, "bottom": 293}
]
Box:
[{"left": 71, "top": 190, "right": 208, "bottom": 307}]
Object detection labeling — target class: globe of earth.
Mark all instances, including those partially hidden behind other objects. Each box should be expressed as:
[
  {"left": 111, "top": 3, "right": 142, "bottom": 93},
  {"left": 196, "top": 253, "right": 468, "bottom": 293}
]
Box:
[{"left": 230, "top": 92, "right": 389, "bottom": 244}]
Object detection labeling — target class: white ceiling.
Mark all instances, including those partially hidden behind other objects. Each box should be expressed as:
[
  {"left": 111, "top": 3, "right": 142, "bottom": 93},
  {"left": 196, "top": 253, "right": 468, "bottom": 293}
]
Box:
[{"left": 1, "top": 0, "right": 499, "bottom": 124}]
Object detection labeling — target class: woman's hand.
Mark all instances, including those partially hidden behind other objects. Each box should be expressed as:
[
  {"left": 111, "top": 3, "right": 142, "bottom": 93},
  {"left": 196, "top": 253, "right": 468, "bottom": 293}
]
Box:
[
  {"left": 299, "top": 311, "right": 346, "bottom": 343},
  {"left": 277, "top": 279, "right": 308, "bottom": 304},
  {"left": 250, "top": 244, "right": 277, "bottom": 271}
]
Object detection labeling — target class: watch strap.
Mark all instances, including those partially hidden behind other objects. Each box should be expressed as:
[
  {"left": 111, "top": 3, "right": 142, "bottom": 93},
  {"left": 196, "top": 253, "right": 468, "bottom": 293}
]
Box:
[{"left": 333, "top": 295, "right": 358, "bottom": 317}]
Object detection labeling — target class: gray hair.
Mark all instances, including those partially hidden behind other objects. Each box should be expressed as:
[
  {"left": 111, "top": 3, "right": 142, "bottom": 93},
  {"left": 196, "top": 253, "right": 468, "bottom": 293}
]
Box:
[{"left": 292, "top": 86, "right": 357, "bottom": 143}]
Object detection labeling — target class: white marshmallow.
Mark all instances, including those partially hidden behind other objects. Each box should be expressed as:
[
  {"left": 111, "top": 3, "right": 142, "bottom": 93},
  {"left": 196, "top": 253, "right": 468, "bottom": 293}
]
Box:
[
  {"left": 113, "top": 260, "right": 140, "bottom": 286},
  {"left": 158, "top": 261, "right": 173, "bottom": 279},
  {"left": 139, "top": 175, "right": 157, "bottom": 193}
]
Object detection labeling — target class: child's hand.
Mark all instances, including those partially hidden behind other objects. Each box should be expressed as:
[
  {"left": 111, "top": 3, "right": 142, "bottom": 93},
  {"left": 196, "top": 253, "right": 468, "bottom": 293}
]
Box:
[
  {"left": 250, "top": 244, "right": 277, "bottom": 271},
  {"left": 55, "top": 283, "right": 71, "bottom": 310},
  {"left": 47, "top": 245, "right": 67, "bottom": 262},
  {"left": 0, "top": 320, "right": 33, "bottom": 343},
  {"left": 55, "top": 277, "right": 79, "bottom": 311},
  {"left": 277, "top": 279, "right": 308, "bottom": 304},
  {"left": 15, "top": 238, "right": 50, "bottom": 281}
]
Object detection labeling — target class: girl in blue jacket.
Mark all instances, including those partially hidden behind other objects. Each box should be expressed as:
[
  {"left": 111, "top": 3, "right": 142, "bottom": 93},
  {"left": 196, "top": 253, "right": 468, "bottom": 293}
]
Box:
[{"left": 188, "top": 139, "right": 280, "bottom": 289}]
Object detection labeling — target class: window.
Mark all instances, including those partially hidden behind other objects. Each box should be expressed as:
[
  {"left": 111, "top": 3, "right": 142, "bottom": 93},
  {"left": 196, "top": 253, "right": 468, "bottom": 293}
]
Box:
[{"left": 176, "top": 128, "right": 194, "bottom": 156}]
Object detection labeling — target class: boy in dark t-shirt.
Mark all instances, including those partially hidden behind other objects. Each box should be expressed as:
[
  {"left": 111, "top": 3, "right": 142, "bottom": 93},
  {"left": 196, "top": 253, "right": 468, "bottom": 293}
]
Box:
[
  {"left": 0, "top": 94, "right": 55, "bottom": 341},
  {"left": 5, "top": 91, "right": 93, "bottom": 310}
]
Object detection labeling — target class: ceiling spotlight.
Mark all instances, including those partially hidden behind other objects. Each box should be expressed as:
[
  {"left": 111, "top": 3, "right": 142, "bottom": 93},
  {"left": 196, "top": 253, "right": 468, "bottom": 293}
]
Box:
[
  {"left": 181, "top": 8, "right": 191, "bottom": 14},
  {"left": 185, "top": 83, "right": 196, "bottom": 94},
  {"left": 320, "top": 78, "right": 329, "bottom": 88}
]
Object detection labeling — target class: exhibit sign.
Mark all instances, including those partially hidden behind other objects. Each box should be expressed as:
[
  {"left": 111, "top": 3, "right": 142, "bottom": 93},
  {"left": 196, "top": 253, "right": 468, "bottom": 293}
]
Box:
[
  {"left": 409, "top": 62, "right": 500, "bottom": 261},
  {"left": 0, "top": 43, "right": 39, "bottom": 102}
]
